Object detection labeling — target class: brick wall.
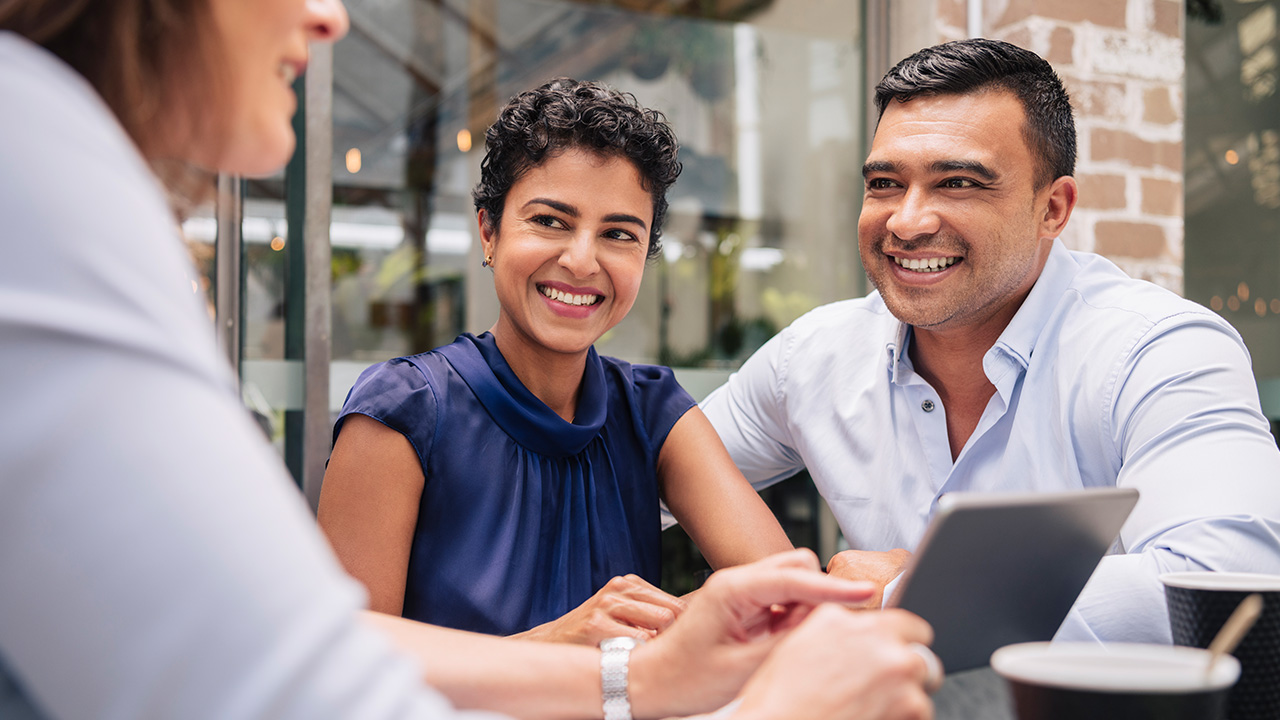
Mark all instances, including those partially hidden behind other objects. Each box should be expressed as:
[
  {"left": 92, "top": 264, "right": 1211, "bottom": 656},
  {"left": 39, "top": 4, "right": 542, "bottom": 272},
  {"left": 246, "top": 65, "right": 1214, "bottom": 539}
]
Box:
[{"left": 930, "top": 0, "right": 1186, "bottom": 293}]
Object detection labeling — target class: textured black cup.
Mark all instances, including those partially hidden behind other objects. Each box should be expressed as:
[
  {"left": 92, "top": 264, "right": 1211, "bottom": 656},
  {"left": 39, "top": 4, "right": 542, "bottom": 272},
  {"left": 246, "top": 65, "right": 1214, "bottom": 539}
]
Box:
[
  {"left": 992, "top": 642, "right": 1238, "bottom": 720},
  {"left": 1004, "top": 681, "right": 1229, "bottom": 720},
  {"left": 1163, "top": 573, "right": 1280, "bottom": 720}
]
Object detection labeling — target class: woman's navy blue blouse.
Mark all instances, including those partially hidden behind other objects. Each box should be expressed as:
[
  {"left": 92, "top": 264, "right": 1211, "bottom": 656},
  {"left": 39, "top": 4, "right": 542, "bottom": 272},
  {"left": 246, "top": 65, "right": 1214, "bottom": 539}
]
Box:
[{"left": 334, "top": 332, "right": 696, "bottom": 635}]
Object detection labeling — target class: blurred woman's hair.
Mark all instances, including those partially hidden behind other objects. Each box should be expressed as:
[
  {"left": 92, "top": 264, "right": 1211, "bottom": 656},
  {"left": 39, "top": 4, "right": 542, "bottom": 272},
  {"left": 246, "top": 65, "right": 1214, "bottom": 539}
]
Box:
[
  {"left": 0, "top": 0, "right": 227, "bottom": 207},
  {"left": 473, "top": 78, "right": 682, "bottom": 261}
]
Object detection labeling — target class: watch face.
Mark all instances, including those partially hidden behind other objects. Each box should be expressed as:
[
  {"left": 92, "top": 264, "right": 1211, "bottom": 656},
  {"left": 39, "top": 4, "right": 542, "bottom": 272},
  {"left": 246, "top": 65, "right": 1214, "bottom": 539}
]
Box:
[{"left": 601, "top": 636, "right": 641, "bottom": 651}]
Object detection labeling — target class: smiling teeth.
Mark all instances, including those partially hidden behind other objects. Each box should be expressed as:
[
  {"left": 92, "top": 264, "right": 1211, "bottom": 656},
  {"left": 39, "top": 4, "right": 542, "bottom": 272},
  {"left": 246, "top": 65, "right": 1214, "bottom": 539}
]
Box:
[
  {"left": 540, "top": 286, "right": 602, "bottom": 306},
  {"left": 894, "top": 256, "right": 960, "bottom": 272},
  {"left": 280, "top": 63, "right": 298, "bottom": 85}
]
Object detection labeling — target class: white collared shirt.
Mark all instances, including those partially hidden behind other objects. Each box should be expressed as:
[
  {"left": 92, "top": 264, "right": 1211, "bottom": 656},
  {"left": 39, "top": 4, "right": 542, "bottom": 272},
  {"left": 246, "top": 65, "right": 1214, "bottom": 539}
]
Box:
[{"left": 703, "top": 239, "right": 1280, "bottom": 642}]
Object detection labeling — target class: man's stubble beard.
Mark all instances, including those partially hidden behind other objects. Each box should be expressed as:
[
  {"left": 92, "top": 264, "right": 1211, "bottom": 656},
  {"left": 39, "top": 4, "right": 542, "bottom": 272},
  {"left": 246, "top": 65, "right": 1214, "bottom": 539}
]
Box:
[{"left": 862, "top": 232, "right": 975, "bottom": 330}]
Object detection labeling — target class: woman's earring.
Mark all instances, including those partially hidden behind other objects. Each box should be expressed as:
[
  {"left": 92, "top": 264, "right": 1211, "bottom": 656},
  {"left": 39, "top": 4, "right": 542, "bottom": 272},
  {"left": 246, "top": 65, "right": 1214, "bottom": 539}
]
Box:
[{"left": 482, "top": 254, "right": 494, "bottom": 268}]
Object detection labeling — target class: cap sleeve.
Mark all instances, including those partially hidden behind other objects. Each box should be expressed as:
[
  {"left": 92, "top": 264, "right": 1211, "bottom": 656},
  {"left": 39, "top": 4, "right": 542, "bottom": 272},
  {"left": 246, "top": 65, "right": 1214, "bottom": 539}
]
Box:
[
  {"left": 630, "top": 364, "right": 697, "bottom": 457},
  {"left": 333, "top": 357, "right": 439, "bottom": 469}
]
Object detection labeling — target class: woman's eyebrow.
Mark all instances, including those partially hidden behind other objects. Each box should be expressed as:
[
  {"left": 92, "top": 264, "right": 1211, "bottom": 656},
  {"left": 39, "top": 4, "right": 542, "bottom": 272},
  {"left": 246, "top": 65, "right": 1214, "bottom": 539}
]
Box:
[
  {"left": 524, "top": 198, "right": 648, "bottom": 230},
  {"left": 524, "top": 197, "right": 577, "bottom": 215},
  {"left": 602, "top": 213, "right": 648, "bottom": 230}
]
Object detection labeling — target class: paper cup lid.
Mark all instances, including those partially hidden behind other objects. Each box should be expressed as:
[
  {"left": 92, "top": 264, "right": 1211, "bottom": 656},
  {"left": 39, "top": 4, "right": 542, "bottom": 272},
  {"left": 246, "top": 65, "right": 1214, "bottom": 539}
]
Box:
[
  {"left": 991, "top": 642, "right": 1240, "bottom": 693},
  {"left": 1160, "top": 572, "right": 1280, "bottom": 591}
]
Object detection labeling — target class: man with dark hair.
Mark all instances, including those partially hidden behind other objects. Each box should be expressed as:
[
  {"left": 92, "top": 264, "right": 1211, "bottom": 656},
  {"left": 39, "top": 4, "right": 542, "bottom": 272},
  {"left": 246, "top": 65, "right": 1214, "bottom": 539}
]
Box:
[{"left": 703, "top": 38, "right": 1280, "bottom": 642}]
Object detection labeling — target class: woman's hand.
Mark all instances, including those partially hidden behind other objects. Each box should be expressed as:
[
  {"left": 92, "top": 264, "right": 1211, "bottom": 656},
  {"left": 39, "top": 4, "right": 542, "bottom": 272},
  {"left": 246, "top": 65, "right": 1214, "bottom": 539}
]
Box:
[
  {"left": 512, "top": 574, "right": 686, "bottom": 646},
  {"left": 732, "top": 604, "right": 937, "bottom": 720}
]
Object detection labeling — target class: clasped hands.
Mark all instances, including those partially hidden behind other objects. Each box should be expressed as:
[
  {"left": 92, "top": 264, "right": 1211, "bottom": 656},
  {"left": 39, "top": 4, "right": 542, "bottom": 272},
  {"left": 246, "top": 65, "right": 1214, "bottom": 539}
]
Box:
[
  {"left": 522, "top": 547, "right": 915, "bottom": 648},
  {"left": 515, "top": 573, "right": 686, "bottom": 645}
]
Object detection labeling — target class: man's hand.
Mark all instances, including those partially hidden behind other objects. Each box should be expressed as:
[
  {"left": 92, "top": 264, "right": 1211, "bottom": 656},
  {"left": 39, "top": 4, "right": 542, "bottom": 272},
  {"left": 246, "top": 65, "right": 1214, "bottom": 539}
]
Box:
[
  {"left": 629, "top": 549, "right": 878, "bottom": 718},
  {"left": 733, "top": 604, "right": 937, "bottom": 720},
  {"left": 512, "top": 574, "right": 685, "bottom": 646},
  {"left": 826, "top": 549, "right": 912, "bottom": 608}
]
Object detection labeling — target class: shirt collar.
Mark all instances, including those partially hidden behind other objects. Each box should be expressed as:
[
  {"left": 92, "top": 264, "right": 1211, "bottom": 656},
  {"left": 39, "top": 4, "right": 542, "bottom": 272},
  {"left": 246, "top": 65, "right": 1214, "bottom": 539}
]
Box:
[
  {"left": 883, "top": 300, "right": 911, "bottom": 383},
  {"left": 881, "top": 239, "right": 1080, "bottom": 379},
  {"left": 990, "top": 238, "right": 1079, "bottom": 369}
]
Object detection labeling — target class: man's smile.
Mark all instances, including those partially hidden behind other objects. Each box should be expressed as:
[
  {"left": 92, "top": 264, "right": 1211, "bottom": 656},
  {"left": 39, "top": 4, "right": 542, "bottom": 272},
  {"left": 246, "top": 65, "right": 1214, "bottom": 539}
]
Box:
[{"left": 892, "top": 256, "right": 962, "bottom": 273}]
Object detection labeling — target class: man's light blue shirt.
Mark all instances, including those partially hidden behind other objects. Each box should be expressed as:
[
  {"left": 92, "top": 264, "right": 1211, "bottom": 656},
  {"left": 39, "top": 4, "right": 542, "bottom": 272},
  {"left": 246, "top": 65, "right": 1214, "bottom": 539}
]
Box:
[{"left": 703, "top": 240, "right": 1280, "bottom": 642}]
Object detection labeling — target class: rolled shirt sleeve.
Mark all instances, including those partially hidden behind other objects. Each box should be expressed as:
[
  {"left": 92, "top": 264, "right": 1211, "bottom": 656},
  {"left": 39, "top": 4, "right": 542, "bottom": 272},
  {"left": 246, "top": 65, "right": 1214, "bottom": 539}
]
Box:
[{"left": 701, "top": 325, "right": 810, "bottom": 492}]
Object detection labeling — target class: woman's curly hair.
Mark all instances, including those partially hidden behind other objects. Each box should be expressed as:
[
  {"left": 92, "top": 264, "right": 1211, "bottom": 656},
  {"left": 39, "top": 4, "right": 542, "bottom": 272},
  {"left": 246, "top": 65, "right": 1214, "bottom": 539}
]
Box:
[{"left": 472, "top": 78, "right": 682, "bottom": 260}]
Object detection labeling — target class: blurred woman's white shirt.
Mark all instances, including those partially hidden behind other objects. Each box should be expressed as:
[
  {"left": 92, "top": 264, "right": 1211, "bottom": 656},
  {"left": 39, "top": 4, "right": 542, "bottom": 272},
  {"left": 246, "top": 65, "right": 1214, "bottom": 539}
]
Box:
[{"left": 0, "top": 32, "right": 506, "bottom": 720}]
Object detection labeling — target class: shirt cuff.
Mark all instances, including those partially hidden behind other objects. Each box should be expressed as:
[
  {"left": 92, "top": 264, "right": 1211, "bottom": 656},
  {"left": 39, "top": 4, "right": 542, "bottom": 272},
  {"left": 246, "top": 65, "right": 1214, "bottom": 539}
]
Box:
[{"left": 881, "top": 571, "right": 906, "bottom": 608}]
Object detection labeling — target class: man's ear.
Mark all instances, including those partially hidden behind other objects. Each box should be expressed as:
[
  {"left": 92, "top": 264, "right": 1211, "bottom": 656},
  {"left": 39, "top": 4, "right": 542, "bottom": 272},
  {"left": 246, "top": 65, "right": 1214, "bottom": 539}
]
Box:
[{"left": 1040, "top": 176, "right": 1078, "bottom": 240}]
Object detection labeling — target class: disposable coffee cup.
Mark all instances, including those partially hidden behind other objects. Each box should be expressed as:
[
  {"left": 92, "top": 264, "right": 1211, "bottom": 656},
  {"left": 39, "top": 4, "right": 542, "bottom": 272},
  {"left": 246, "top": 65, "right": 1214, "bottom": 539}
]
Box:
[
  {"left": 991, "top": 642, "right": 1239, "bottom": 720},
  {"left": 1162, "top": 572, "right": 1280, "bottom": 720}
]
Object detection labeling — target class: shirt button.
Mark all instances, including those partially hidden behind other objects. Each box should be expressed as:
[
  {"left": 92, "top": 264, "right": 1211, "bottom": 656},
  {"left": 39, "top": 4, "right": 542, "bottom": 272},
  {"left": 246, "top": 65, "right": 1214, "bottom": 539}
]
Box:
[{"left": 921, "top": 399, "right": 935, "bottom": 412}]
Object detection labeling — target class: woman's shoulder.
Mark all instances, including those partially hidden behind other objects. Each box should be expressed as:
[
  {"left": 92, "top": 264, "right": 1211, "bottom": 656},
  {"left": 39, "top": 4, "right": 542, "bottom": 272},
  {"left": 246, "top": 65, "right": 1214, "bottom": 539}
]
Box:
[
  {"left": 1, "top": 34, "right": 159, "bottom": 195},
  {"left": 0, "top": 34, "right": 230, "bottom": 395},
  {"left": 1, "top": 32, "right": 184, "bottom": 286},
  {"left": 597, "top": 354, "right": 683, "bottom": 394},
  {"left": 347, "top": 347, "right": 459, "bottom": 403},
  {"left": 596, "top": 354, "right": 696, "bottom": 437},
  {"left": 335, "top": 350, "right": 463, "bottom": 461}
]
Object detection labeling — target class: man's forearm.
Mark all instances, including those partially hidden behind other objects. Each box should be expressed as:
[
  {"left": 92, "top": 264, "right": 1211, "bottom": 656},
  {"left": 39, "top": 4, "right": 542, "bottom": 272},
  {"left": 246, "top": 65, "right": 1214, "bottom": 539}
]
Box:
[
  {"left": 1054, "top": 553, "right": 1169, "bottom": 643},
  {"left": 1057, "top": 520, "right": 1280, "bottom": 644}
]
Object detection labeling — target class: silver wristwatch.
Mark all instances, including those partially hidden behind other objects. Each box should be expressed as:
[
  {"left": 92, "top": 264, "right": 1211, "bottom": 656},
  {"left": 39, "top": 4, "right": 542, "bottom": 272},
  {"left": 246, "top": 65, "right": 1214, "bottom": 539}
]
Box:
[{"left": 600, "top": 636, "right": 642, "bottom": 720}]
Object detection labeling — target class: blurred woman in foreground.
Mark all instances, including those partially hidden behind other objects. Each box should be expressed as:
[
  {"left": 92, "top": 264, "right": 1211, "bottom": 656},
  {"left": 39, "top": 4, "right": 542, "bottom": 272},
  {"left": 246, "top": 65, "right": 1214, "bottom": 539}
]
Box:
[{"left": 0, "top": 1, "right": 938, "bottom": 719}]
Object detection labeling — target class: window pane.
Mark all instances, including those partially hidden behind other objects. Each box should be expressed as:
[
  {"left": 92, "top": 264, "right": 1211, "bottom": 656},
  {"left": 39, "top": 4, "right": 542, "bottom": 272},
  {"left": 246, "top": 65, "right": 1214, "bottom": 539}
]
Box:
[
  {"left": 331, "top": 0, "right": 865, "bottom": 371},
  {"left": 1186, "top": 0, "right": 1280, "bottom": 434}
]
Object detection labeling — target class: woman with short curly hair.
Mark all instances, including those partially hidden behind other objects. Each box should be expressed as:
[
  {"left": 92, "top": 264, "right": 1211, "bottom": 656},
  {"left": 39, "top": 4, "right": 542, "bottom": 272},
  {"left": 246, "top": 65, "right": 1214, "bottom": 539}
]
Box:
[{"left": 319, "top": 78, "right": 792, "bottom": 645}]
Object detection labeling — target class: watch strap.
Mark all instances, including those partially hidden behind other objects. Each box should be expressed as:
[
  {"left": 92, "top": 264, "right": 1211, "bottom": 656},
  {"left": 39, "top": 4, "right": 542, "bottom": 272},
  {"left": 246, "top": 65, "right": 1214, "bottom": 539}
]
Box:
[{"left": 600, "top": 636, "right": 640, "bottom": 720}]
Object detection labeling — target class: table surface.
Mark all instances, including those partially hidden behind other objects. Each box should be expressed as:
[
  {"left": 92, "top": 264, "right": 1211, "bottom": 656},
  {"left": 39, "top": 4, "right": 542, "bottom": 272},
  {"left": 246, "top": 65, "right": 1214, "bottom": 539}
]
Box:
[
  {"left": 676, "top": 666, "right": 1014, "bottom": 720},
  {"left": 933, "top": 666, "right": 1015, "bottom": 720}
]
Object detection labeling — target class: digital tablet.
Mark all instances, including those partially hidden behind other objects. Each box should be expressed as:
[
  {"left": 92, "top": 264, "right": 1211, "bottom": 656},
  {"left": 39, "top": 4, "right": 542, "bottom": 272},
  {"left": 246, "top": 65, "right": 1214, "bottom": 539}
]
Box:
[{"left": 885, "top": 487, "right": 1140, "bottom": 673}]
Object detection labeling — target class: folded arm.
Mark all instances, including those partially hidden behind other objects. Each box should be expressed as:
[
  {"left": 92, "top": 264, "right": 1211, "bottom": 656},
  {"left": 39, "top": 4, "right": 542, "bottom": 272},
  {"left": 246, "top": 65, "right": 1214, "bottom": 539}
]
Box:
[{"left": 1062, "top": 318, "right": 1280, "bottom": 642}]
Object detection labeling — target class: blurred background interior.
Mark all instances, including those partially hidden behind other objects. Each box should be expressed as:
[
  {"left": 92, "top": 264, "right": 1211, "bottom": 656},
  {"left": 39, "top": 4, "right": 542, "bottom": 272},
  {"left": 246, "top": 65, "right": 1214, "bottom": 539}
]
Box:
[{"left": 181, "top": 0, "right": 1278, "bottom": 594}]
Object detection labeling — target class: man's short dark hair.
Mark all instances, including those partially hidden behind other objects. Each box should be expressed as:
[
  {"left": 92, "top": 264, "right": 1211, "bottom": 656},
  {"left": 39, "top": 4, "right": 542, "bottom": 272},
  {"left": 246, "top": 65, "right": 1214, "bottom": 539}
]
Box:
[
  {"left": 473, "top": 78, "right": 681, "bottom": 260},
  {"left": 875, "top": 38, "right": 1076, "bottom": 187}
]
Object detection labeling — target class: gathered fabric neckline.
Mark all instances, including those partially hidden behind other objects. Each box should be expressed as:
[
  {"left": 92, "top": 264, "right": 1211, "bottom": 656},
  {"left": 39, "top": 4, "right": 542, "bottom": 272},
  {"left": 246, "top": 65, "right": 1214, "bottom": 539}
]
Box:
[{"left": 435, "top": 332, "right": 607, "bottom": 457}]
